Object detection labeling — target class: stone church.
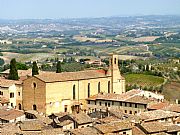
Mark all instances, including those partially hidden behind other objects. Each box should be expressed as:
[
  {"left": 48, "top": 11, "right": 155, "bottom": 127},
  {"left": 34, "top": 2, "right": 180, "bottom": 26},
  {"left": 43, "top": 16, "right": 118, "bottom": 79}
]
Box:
[{"left": 22, "top": 54, "right": 125, "bottom": 115}]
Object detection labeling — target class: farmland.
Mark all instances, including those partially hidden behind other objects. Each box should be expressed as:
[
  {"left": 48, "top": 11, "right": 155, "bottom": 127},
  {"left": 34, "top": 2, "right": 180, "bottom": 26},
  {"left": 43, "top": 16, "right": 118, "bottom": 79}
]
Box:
[{"left": 125, "top": 73, "right": 164, "bottom": 88}]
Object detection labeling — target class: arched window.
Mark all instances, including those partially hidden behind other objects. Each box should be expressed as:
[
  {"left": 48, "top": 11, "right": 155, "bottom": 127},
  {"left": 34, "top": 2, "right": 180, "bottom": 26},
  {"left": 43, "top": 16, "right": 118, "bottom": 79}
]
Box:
[
  {"left": 114, "top": 58, "right": 116, "bottom": 64},
  {"left": 98, "top": 82, "right": 100, "bottom": 93},
  {"left": 73, "top": 85, "right": 76, "bottom": 100},
  {"left": 88, "top": 83, "right": 90, "bottom": 98},
  {"left": 33, "top": 104, "right": 37, "bottom": 110},
  {"left": 108, "top": 81, "right": 110, "bottom": 93},
  {"left": 18, "top": 103, "right": 22, "bottom": 110}
]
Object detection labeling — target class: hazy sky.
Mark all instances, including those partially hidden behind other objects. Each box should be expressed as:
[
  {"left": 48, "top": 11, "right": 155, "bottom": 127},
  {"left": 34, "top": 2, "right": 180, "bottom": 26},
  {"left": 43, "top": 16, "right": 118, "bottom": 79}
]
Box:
[{"left": 0, "top": 0, "right": 180, "bottom": 19}]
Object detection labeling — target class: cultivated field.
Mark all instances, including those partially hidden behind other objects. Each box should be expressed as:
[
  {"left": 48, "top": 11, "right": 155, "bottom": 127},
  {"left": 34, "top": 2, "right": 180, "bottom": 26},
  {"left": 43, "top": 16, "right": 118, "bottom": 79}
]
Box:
[
  {"left": 125, "top": 73, "right": 164, "bottom": 87},
  {"left": 1, "top": 52, "right": 57, "bottom": 63},
  {"left": 132, "top": 36, "right": 160, "bottom": 42},
  {"left": 162, "top": 81, "right": 180, "bottom": 102}
]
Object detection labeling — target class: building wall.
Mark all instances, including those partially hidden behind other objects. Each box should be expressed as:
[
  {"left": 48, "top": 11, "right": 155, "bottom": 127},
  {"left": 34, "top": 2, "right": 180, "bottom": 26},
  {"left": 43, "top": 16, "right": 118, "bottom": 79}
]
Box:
[
  {"left": 22, "top": 77, "right": 46, "bottom": 113},
  {"left": 0, "top": 84, "right": 22, "bottom": 108},
  {"left": 45, "top": 77, "right": 111, "bottom": 114},
  {"left": 118, "top": 129, "right": 132, "bottom": 135},
  {"left": 78, "top": 123, "right": 93, "bottom": 129},
  {"left": 62, "top": 123, "right": 74, "bottom": 130},
  {"left": 87, "top": 100, "right": 147, "bottom": 115}
]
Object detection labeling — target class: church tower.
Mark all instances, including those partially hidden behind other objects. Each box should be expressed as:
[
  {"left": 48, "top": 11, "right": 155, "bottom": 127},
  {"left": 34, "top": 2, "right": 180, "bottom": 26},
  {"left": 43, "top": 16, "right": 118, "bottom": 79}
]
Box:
[{"left": 108, "top": 54, "right": 125, "bottom": 94}]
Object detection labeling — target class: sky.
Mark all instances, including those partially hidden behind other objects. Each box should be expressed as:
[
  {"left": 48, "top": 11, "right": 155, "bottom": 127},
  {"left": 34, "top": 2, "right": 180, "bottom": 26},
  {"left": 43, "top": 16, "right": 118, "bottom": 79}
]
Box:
[{"left": 0, "top": 0, "right": 180, "bottom": 19}]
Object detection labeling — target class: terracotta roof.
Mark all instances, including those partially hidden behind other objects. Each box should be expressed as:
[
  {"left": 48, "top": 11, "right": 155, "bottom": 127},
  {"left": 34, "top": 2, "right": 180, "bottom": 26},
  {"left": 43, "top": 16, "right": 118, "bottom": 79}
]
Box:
[
  {"left": 165, "top": 104, "right": 180, "bottom": 113},
  {"left": 0, "top": 78, "right": 22, "bottom": 87},
  {"left": 1, "top": 69, "right": 32, "bottom": 77},
  {"left": 0, "top": 109, "right": 24, "bottom": 121},
  {"left": 138, "top": 110, "right": 179, "bottom": 122},
  {"left": 141, "top": 122, "right": 167, "bottom": 133},
  {"left": 70, "top": 127, "right": 100, "bottom": 135},
  {"left": 69, "top": 112, "right": 93, "bottom": 125},
  {"left": 98, "top": 116, "right": 121, "bottom": 124},
  {"left": 147, "top": 102, "right": 170, "bottom": 110},
  {"left": 166, "top": 124, "right": 180, "bottom": 133},
  {"left": 109, "top": 108, "right": 128, "bottom": 119},
  {"left": 95, "top": 121, "right": 132, "bottom": 134},
  {"left": 59, "top": 119, "right": 73, "bottom": 126},
  {"left": 25, "top": 110, "right": 52, "bottom": 125},
  {"left": 132, "top": 126, "right": 146, "bottom": 135},
  {"left": 125, "top": 95, "right": 151, "bottom": 104},
  {"left": 0, "top": 96, "right": 9, "bottom": 104},
  {"left": 34, "top": 70, "right": 107, "bottom": 82},
  {"left": 87, "top": 91, "right": 153, "bottom": 105},
  {"left": 20, "top": 120, "right": 44, "bottom": 131}
]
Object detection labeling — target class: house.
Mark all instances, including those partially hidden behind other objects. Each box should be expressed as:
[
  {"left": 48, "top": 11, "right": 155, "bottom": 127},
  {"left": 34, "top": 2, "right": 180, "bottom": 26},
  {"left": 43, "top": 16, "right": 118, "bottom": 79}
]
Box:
[
  {"left": 0, "top": 78, "right": 22, "bottom": 109},
  {"left": 22, "top": 54, "right": 125, "bottom": 115},
  {"left": 94, "top": 121, "right": 133, "bottom": 135},
  {"left": 24, "top": 110, "right": 52, "bottom": 125},
  {"left": 53, "top": 112, "right": 93, "bottom": 129},
  {"left": 86, "top": 89, "right": 159, "bottom": 115},
  {"left": 138, "top": 110, "right": 179, "bottom": 123},
  {"left": 0, "top": 108, "right": 25, "bottom": 124},
  {"left": 136, "top": 122, "right": 180, "bottom": 135},
  {"left": 136, "top": 122, "right": 167, "bottom": 135}
]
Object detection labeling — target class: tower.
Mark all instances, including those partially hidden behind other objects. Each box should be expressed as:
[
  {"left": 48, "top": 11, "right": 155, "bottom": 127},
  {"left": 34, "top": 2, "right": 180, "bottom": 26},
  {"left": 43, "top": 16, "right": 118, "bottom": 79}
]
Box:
[{"left": 108, "top": 54, "right": 125, "bottom": 94}]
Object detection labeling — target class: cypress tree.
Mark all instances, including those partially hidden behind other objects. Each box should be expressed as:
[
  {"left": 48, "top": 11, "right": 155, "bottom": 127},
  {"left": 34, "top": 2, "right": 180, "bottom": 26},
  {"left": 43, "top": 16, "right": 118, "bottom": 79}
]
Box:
[
  {"left": 9, "top": 58, "right": 19, "bottom": 80},
  {"left": 32, "top": 61, "right": 39, "bottom": 76},
  {"left": 56, "top": 61, "right": 62, "bottom": 73}
]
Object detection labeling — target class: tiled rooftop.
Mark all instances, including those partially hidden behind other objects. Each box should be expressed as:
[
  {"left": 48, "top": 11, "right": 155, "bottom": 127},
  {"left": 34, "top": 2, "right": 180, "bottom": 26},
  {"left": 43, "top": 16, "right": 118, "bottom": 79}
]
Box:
[
  {"left": 138, "top": 110, "right": 179, "bottom": 121},
  {"left": 34, "top": 69, "right": 109, "bottom": 82}
]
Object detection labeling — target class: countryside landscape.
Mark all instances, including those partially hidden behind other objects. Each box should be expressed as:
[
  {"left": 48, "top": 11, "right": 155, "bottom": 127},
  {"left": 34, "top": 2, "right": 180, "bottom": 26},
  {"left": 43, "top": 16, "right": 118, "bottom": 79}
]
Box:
[
  {"left": 0, "top": 15, "right": 180, "bottom": 101},
  {"left": 0, "top": 0, "right": 180, "bottom": 134}
]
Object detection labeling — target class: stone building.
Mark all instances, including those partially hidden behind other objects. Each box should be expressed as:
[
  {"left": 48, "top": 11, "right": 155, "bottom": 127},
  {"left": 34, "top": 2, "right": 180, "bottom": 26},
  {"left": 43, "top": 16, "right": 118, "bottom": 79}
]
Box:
[{"left": 22, "top": 54, "right": 125, "bottom": 115}]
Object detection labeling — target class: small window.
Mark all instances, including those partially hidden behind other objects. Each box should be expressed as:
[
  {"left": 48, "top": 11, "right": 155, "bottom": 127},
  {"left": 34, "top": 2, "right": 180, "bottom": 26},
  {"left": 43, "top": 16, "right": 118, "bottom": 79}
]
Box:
[
  {"left": 0, "top": 91, "right": 3, "bottom": 96},
  {"left": 108, "top": 103, "right": 110, "bottom": 107},
  {"left": 125, "top": 102, "right": 127, "bottom": 107},
  {"left": 135, "top": 104, "right": 137, "bottom": 108},
  {"left": 129, "top": 111, "right": 132, "bottom": 114},
  {"left": 119, "top": 102, "right": 122, "bottom": 106},
  {"left": 125, "top": 110, "right": 127, "bottom": 113},
  {"left": 73, "top": 85, "right": 76, "bottom": 100},
  {"left": 11, "top": 103, "right": 13, "bottom": 107},
  {"left": 108, "top": 81, "right": 110, "bottom": 93},
  {"left": 88, "top": 83, "right": 90, "bottom": 98},
  {"left": 18, "top": 92, "right": 20, "bottom": 96},
  {"left": 95, "top": 101, "right": 96, "bottom": 105},
  {"left": 98, "top": 82, "right": 100, "bottom": 93},
  {"left": 129, "top": 103, "right": 132, "bottom": 107},
  {"left": 33, "top": 82, "right": 37, "bottom": 89},
  {"left": 64, "top": 105, "right": 68, "bottom": 112},
  {"left": 99, "top": 102, "right": 101, "bottom": 106},
  {"left": 88, "top": 101, "right": 90, "bottom": 104},
  {"left": 134, "top": 111, "right": 137, "bottom": 114},
  {"left": 112, "top": 101, "right": 114, "bottom": 105},
  {"left": 105, "top": 102, "right": 107, "bottom": 106},
  {"left": 123, "top": 132, "right": 126, "bottom": 134},
  {"left": 10, "top": 92, "right": 14, "bottom": 98}
]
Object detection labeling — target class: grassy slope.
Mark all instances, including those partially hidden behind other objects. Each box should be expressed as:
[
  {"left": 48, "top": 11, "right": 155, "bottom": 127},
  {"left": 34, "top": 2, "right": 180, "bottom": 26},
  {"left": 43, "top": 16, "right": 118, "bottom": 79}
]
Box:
[
  {"left": 125, "top": 73, "right": 164, "bottom": 87},
  {"left": 162, "top": 81, "right": 180, "bottom": 102}
]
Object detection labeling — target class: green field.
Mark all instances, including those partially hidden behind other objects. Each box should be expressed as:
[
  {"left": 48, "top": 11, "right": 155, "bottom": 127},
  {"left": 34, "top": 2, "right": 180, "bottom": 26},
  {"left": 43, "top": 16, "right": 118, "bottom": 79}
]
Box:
[{"left": 125, "top": 73, "right": 164, "bottom": 87}]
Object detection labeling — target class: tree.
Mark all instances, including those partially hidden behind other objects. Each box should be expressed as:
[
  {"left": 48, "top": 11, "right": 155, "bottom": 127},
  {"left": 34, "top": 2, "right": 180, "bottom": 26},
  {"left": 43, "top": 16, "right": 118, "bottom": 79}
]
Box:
[
  {"left": 56, "top": 61, "right": 62, "bottom": 73},
  {"left": 9, "top": 58, "right": 19, "bottom": 80},
  {"left": 32, "top": 61, "right": 39, "bottom": 76},
  {"left": 16, "top": 62, "right": 28, "bottom": 70}
]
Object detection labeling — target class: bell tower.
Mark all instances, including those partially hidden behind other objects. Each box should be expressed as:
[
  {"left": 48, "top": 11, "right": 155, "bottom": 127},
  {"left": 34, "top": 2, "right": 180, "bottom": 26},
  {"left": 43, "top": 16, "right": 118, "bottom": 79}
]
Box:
[{"left": 108, "top": 54, "right": 125, "bottom": 94}]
